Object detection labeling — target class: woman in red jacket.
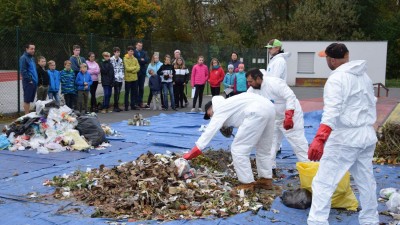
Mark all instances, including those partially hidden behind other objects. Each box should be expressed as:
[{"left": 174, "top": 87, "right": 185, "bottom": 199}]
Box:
[{"left": 208, "top": 58, "right": 225, "bottom": 96}]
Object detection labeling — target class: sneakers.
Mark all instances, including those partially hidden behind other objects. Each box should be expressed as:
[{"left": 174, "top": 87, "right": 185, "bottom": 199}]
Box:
[
  {"left": 144, "top": 104, "right": 150, "bottom": 109},
  {"left": 114, "top": 108, "right": 121, "bottom": 112},
  {"left": 255, "top": 178, "right": 273, "bottom": 190},
  {"left": 198, "top": 108, "right": 203, "bottom": 112},
  {"left": 191, "top": 108, "right": 197, "bottom": 112},
  {"left": 234, "top": 182, "right": 256, "bottom": 191},
  {"left": 101, "top": 109, "right": 107, "bottom": 114}
]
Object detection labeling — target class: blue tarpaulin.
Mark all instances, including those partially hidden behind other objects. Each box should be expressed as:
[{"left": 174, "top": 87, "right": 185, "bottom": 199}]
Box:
[{"left": 0, "top": 111, "right": 398, "bottom": 225}]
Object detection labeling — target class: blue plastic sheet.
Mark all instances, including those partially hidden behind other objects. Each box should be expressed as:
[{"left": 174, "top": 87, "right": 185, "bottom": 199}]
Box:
[{"left": 0, "top": 111, "right": 397, "bottom": 225}]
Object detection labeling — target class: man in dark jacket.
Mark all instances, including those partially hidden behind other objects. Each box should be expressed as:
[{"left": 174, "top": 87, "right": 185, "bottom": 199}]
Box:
[
  {"left": 20, "top": 43, "right": 38, "bottom": 114},
  {"left": 100, "top": 52, "right": 115, "bottom": 113},
  {"left": 133, "top": 41, "right": 149, "bottom": 108}
]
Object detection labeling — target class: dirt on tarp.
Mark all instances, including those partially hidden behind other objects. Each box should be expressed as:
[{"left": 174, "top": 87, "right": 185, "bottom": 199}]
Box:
[
  {"left": 46, "top": 151, "right": 282, "bottom": 221},
  {"left": 375, "top": 122, "right": 400, "bottom": 164}
]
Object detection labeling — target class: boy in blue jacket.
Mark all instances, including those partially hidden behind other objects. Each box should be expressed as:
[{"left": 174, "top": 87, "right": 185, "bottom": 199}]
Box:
[
  {"left": 60, "top": 60, "right": 77, "bottom": 109},
  {"left": 47, "top": 60, "right": 61, "bottom": 104},
  {"left": 223, "top": 64, "right": 235, "bottom": 98},
  {"left": 75, "top": 63, "right": 93, "bottom": 113}
]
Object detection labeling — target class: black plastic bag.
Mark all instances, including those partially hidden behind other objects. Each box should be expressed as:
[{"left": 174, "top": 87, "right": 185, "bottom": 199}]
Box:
[
  {"left": 76, "top": 115, "right": 106, "bottom": 147},
  {"left": 39, "top": 100, "right": 60, "bottom": 117},
  {"left": 281, "top": 188, "right": 312, "bottom": 209}
]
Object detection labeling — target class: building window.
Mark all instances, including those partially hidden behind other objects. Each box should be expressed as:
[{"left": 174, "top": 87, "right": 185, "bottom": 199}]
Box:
[{"left": 297, "top": 52, "right": 315, "bottom": 74}]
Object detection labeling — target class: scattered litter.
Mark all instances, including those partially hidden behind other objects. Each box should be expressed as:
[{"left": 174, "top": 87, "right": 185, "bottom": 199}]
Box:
[
  {"left": 127, "top": 113, "right": 150, "bottom": 126},
  {"left": 2, "top": 103, "right": 112, "bottom": 153},
  {"left": 47, "top": 151, "right": 281, "bottom": 221}
]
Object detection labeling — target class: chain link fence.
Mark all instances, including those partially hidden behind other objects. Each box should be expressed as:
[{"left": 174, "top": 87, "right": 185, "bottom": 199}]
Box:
[{"left": 0, "top": 27, "right": 268, "bottom": 114}]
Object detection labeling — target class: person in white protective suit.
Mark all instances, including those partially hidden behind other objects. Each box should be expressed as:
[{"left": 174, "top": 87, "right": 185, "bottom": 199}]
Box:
[
  {"left": 246, "top": 68, "right": 309, "bottom": 170},
  {"left": 307, "top": 43, "right": 379, "bottom": 225},
  {"left": 264, "top": 38, "right": 291, "bottom": 81},
  {"left": 183, "top": 92, "right": 276, "bottom": 190}
]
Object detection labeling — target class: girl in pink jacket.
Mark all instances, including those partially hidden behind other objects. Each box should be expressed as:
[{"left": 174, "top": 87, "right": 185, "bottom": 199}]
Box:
[{"left": 191, "top": 56, "right": 209, "bottom": 112}]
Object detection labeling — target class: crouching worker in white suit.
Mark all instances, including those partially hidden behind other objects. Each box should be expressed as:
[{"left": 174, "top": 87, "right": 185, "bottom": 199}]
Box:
[
  {"left": 183, "top": 92, "right": 276, "bottom": 190},
  {"left": 307, "top": 43, "right": 379, "bottom": 225},
  {"left": 246, "top": 68, "right": 309, "bottom": 170}
]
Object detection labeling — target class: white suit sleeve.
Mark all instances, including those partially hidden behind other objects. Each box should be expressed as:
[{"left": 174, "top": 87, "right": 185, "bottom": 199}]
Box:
[
  {"left": 195, "top": 114, "right": 226, "bottom": 150},
  {"left": 276, "top": 79, "right": 296, "bottom": 110},
  {"left": 321, "top": 75, "right": 343, "bottom": 129}
]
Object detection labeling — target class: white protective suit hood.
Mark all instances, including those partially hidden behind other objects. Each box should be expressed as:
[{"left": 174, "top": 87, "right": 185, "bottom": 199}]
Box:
[
  {"left": 334, "top": 60, "right": 366, "bottom": 77},
  {"left": 273, "top": 52, "right": 291, "bottom": 60}
]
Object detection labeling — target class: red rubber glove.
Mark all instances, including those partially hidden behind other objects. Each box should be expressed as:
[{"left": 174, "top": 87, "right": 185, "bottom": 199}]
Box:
[
  {"left": 308, "top": 124, "right": 332, "bottom": 161},
  {"left": 183, "top": 146, "right": 202, "bottom": 160},
  {"left": 283, "top": 110, "right": 295, "bottom": 130}
]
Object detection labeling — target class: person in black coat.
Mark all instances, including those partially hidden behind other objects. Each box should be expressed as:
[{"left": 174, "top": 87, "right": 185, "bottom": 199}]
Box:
[{"left": 100, "top": 52, "right": 115, "bottom": 113}]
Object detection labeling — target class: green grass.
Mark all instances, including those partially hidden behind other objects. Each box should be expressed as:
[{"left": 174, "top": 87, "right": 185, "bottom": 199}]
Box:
[{"left": 385, "top": 79, "right": 400, "bottom": 88}]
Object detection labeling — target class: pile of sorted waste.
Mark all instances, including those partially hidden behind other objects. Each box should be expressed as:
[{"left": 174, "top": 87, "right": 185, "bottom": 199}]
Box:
[
  {"left": 375, "top": 122, "right": 400, "bottom": 164},
  {"left": 0, "top": 100, "right": 108, "bottom": 154},
  {"left": 128, "top": 113, "right": 150, "bottom": 126},
  {"left": 46, "top": 150, "right": 281, "bottom": 221}
]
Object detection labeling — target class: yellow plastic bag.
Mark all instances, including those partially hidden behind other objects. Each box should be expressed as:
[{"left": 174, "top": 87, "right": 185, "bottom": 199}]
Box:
[{"left": 296, "top": 162, "right": 358, "bottom": 211}]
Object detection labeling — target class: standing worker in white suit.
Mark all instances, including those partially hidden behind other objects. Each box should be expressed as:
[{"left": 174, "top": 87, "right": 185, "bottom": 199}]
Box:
[
  {"left": 307, "top": 43, "right": 379, "bottom": 225},
  {"left": 183, "top": 93, "right": 276, "bottom": 190},
  {"left": 264, "top": 38, "right": 291, "bottom": 81},
  {"left": 246, "top": 68, "right": 309, "bottom": 170}
]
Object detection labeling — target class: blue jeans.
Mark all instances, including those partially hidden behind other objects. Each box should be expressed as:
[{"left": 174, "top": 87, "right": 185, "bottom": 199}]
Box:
[
  {"left": 48, "top": 91, "right": 60, "bottom": 105},
  {"left": 125, "top": 81, "right": 138, "bottom": 108},
  {"left": 162, "top": 82, "right": 175, "bottom": 109},
  {"left": 102, "top": 85, "right": 112, "bottom": 109}
]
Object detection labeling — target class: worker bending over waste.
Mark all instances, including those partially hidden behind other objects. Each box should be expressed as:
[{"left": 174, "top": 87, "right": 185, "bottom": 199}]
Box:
[
  {"left": 307, "top": 43, "right": 379, "bottom": 225},
  {"left": 183, "top": 92, "right": 276, "bottom": 190},
  {"left": 246, "top": 68, "right": 309, "bottom": 171}
]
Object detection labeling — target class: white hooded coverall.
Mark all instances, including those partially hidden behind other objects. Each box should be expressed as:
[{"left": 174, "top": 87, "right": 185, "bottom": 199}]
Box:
[
  {"left": 195, "top": 93, "right": 276, "bottom": 183},
  {"left": 248, "top": 76, "right": 309, "bottom": 168},
  {"left": 265, "top": 52, "right": 291, "bottom": 81},
  {"left": 307, "top": 60, "right": 379, "bottom": 225}
]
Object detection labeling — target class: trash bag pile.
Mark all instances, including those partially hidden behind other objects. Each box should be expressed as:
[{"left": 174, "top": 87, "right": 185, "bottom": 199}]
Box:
[
  {"left": 375, "top": 122, "right": 400, "bottom": 164},
  {"left": 1, "top": 100, "right": 108, "bottom": 154},
  {"left": 46, "top": 151, "right": 281, "bottom": 221},
  {"left": 127, "top": 113, "right": 150, "bottom": 126}
]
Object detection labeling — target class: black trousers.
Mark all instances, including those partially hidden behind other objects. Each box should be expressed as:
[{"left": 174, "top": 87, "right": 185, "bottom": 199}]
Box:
[
  {"left": 64, "top": 94, "right": 75, "bottom": 109},
  {"left": 192, "top": 84, "right": 205, "bottom": 108},
  {"left": 174, "top": 83, "right": 185, "bottom": 107},
  {"left": 113, "top": 82, "right": 122, "bottom": 108},
  {"left": 90, "top": 81, "right": 98, "bottom": 109},
  {"left": 210, "top": 86, "right": 220, "bottom": 96},
  {"left": 124, "top": 81, "right": 138, "bottom": 108}
]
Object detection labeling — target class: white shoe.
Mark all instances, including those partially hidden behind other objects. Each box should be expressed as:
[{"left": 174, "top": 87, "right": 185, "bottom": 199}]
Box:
[
  {"left": 198, "top": 108, "right": 203, "bottom": 112},
  {"left": 191, "top": 108, "right": 197, "bottom": 112}
]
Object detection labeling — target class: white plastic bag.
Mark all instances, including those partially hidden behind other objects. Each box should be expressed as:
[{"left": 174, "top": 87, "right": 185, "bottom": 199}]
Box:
[
  {"left": 387, "top": 192, "right": 400, "bottom": 213},
  {"left": 174, "top": 158, "right": 190, "bottom": 177},
  {"left": 191, "top": 87, "right": 196, "bottom": 99},
  {"left": 380, "top": 188, "right": 399, "bottom": 199}
]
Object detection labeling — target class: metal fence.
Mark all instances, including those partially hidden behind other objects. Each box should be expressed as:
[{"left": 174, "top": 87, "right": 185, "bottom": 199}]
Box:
[{"left": 0, "top": 27, "right": 268, "bottom": 114}]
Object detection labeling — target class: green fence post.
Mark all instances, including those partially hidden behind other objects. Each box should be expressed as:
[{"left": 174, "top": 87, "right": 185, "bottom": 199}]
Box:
[{"left": 16, "top": 26, "right": 20, "bottom": 114}]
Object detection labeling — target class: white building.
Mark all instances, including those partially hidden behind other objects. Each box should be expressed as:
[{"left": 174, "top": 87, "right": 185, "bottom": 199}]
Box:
[{"left": 267, "top": 41, "right": 388, "bottom": 86}]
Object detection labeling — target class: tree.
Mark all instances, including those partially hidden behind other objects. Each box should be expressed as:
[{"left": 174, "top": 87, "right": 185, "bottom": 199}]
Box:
[{"left": 285, "top": 0, "right": 364, "bottom": 40}]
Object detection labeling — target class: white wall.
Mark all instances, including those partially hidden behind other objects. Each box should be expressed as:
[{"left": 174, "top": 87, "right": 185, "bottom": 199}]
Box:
[{"left": 278, "top": 41, "right": 388, "bottom": 86}]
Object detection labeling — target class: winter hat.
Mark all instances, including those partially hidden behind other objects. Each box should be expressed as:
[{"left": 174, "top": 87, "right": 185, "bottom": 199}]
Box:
[
  {"left": 318, "top": 43, "right": 349, "bottom": 59},
  {"left": 228, "top": 64, "right": 234, "bottom": 70}
]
